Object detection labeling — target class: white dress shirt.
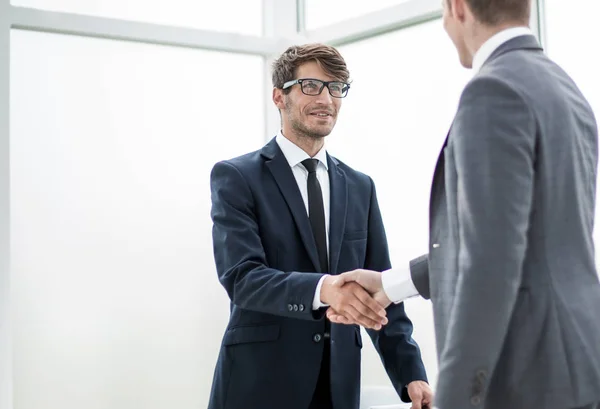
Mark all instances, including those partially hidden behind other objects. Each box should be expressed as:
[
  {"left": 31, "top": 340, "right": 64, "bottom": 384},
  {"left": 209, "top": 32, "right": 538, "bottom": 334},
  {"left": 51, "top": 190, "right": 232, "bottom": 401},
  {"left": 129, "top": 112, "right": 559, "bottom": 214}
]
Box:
[
  {"left": 381, "top": 26, "right": 534, "bottom": 304},
  {"left": 275, "top": 131, "right": 330, "bottom": 310}
]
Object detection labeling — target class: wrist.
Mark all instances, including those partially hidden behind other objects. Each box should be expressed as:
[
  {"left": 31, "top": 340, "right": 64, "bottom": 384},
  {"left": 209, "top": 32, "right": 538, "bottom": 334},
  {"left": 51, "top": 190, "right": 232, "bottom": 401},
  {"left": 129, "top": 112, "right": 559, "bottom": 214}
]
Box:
[{"left": 320, "top": 275, "right": 334, "bottom": 305}]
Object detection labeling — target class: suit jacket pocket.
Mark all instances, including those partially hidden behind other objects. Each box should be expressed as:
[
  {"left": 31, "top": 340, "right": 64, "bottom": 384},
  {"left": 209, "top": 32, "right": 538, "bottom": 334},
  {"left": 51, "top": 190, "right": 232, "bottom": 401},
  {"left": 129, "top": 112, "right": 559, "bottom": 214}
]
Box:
[
  {"left": 223, "top": 324, "right": 280, "bottom": 346},
  {"left": 344, "top": 230, "right": 368, "bottom": 241}
]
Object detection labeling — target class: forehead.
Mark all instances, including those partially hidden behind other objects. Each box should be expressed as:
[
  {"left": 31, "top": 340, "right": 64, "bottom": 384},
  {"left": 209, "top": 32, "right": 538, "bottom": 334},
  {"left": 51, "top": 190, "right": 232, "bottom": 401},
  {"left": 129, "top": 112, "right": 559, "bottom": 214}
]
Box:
[{"left": 295, "top": 61, "right": 337, "bottom": 82}]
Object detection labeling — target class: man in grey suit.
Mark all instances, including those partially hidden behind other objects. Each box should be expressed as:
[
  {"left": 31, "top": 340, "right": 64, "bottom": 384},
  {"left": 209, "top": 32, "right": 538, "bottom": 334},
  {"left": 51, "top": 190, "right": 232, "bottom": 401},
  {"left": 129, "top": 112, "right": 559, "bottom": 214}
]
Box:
[{"left": 327, "top": 0, "right": 600, "bottom": 409}]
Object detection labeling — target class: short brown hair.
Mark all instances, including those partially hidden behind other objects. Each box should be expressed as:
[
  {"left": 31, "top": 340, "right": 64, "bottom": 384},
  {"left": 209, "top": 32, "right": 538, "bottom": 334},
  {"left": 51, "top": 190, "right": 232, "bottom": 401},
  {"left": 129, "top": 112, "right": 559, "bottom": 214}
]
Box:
[
  {"left": 450, "top": 0, "right": 531, "bottom": 25},
  {"left": 271, "top": 43, "right": 350, "bottom": 94}
]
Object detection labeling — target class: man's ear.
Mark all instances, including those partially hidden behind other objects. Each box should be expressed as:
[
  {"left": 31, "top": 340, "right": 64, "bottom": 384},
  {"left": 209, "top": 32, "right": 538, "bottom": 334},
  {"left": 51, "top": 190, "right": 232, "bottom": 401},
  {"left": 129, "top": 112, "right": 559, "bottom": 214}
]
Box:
[
  {"left": 273, "top": 87, "right": 285, "bottom": 110},
  {"left": 449, "top": 0, "right": 467, "bottom": 23}
]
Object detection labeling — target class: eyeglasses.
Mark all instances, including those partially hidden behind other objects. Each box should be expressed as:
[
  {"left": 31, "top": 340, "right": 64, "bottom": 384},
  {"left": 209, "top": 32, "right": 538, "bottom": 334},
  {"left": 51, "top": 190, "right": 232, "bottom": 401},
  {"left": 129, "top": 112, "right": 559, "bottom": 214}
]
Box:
[{"left": 282, "top": 78, "right": 350, "bottom": 98}]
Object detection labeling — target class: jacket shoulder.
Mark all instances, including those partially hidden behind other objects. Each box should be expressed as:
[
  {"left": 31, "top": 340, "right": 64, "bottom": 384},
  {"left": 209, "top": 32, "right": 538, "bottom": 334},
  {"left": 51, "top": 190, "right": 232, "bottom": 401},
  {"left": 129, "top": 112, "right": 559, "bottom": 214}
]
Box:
[{"left": 214, "top": 147, "right": 264, "bottom": 173}]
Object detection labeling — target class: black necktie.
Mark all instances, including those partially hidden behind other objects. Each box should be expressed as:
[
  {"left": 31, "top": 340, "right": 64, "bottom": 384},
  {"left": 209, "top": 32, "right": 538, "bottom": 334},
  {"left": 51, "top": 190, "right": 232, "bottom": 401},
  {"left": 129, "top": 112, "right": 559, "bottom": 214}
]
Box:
[{"left": 301, "top": 158, "right": 329, "bottom": 274}]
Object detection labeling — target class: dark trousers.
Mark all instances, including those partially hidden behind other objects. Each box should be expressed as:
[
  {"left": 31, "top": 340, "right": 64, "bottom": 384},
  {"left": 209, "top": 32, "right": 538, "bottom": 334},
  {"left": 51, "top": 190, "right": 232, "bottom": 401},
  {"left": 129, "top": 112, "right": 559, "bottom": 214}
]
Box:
[{"left": 308, "top": 328, "right": 332, "bottom": 409}]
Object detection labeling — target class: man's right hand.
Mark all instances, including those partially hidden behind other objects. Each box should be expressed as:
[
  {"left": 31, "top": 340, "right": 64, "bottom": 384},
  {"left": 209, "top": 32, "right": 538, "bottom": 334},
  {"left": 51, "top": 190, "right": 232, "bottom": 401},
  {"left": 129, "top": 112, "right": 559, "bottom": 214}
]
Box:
[
  {"left": 325, "top": 269, "right": 392, "bottom": 327},
  {"left": 320, "top": 275, "right": 388, "bottom": 330}
]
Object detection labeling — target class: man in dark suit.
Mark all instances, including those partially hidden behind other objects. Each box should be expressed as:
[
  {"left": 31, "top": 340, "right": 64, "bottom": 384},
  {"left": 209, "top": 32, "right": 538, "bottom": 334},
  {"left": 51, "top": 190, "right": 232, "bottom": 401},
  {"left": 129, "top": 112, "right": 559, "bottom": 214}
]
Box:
[
  {"left": 207, "top": 43, "right": 432, "bottom": 409},
  {"left": 327, "top": 1, "right": 600, "bottom": 409}
]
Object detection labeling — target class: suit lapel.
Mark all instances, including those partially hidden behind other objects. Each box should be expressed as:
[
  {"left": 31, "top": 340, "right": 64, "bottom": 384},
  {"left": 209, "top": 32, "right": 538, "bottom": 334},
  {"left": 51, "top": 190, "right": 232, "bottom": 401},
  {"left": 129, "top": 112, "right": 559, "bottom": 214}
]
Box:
[
  {"left": 431, "top": 131, "right": 449, "bottom": 197},
  {"left": 327, "top": 155, "right": 347, "bottom": 275},
  {"left": 262, "top": 139, "right": 321, "bottom": 272},
  {"left": 429, "top": 37, "right": 543, "bottom": 233},
  {"left": 430, "top": 129, "right": 450, "bottom": 228}
]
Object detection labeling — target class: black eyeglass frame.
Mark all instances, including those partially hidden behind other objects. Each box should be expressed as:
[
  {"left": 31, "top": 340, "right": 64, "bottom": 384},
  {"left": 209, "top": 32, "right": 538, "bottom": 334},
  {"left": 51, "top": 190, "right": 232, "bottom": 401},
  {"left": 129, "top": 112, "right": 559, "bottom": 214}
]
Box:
[{"left": 281, "top": 78, "right": 351, "bottom": 98}]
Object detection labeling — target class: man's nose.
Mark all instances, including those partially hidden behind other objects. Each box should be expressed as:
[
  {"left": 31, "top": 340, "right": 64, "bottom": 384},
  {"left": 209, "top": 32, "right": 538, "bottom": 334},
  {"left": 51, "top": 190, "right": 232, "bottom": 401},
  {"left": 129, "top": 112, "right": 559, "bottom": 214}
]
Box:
[{"left": 314, "top": 88, "right": 333, "bottom": 104}]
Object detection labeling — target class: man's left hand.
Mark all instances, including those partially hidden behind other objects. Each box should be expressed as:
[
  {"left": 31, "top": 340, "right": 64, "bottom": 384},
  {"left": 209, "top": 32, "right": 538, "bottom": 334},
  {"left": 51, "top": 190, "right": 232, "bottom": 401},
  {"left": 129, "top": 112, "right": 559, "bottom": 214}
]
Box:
[{"left": 407, "top": 380, "right": 433, "bottom": 409}]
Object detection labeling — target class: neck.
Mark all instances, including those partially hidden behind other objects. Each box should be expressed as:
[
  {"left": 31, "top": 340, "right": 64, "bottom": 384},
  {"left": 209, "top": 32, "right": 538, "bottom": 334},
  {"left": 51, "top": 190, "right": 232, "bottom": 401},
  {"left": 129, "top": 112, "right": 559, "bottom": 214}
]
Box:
[
  {"left": 281, "top": 128, "right": 325, "bottom": 158},
  {"left": 467, "top": 21, "right": 527, "bottom": 61}
]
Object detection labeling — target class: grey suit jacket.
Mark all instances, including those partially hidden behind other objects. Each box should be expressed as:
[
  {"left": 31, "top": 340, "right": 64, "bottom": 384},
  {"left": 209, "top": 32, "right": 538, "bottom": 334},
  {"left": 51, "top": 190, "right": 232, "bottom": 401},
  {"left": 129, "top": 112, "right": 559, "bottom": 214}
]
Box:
[{"left": 410, "top": 35, "right": 600, "bottom": 409}]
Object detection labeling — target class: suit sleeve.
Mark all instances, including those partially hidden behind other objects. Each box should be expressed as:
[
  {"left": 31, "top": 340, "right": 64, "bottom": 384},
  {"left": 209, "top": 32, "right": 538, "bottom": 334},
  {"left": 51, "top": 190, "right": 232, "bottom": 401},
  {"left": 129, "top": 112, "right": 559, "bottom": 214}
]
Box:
[
  {"left": 435, "top": 77, "right": 536, "bottom": 409},
  {"left": 210, "top": 160, "right": 325, "bottom": 320},
  {"left": 363, "top": 178, "right": 428, "bottom": 402},
  {"left": 409, "top": 254, "right": 430, "bottom": 299}
]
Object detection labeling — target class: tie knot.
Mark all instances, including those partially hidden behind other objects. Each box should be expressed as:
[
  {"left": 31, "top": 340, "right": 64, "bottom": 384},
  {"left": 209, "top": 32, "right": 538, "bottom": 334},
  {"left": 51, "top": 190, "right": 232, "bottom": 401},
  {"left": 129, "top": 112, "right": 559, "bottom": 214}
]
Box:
[{"left": 302, "top": 158, "right": 319, "bottom": 173}]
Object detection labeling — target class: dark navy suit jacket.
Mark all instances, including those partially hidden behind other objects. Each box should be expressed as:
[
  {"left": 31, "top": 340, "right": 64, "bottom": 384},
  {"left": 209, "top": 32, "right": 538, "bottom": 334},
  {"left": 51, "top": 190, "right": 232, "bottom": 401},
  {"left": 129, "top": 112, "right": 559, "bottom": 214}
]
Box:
[{"left": 207, "top": 138, "right": 427, "bottom": 409}]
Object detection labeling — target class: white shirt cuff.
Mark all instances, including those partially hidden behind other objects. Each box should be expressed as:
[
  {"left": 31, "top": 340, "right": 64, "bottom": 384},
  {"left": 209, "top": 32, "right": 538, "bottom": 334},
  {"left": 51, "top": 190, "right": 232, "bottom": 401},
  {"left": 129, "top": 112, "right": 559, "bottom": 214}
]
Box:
[
  {"left": 312, "top": 274, "right": 329, "bottom": 310},
  {"left": 381, "top": 265, "right": 419, "bottom": 304}
]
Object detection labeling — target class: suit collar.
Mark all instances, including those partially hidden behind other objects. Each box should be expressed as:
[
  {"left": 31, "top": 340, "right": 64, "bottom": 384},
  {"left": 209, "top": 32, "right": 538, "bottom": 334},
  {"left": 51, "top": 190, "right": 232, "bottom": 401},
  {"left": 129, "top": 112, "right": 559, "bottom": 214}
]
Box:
[
  {"left": 260, "top": 137, "right": 281, "bottom": 160},
  {"left": 481, "top": 34, "right": 543, "bottom": 71},
  {"left": 261, "top": 136, "right": 339, "bottom": 167},
  {"left": 472, "top": 27, "right": 534, "bottom": 74}
]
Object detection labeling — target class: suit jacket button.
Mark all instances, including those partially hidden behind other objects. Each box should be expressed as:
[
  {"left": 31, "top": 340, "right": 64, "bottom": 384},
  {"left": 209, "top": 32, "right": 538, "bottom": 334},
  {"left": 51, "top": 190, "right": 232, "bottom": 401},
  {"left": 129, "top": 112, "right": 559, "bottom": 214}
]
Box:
[
  {"left": 470, "top": 396, "right": 481, "bottom": 406},
  {"left": 293, "top": 304, "right": 299, "bottom": 311},
  {"left": 313, "top": 334, "right": 322, "bottom": 343},
  {"left": 287, "top": 304, "right": 293, "bottom": 311},
  {"left": 299, "top": 304, "right": 305, "bottom": 312}
]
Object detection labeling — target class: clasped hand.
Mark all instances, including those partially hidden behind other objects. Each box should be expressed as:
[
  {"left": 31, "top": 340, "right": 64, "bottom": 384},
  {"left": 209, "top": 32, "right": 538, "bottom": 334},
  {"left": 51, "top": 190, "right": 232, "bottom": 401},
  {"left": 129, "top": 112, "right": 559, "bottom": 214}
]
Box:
[{"left": 320, "top": 269, "right": 392, "bottom": 330}]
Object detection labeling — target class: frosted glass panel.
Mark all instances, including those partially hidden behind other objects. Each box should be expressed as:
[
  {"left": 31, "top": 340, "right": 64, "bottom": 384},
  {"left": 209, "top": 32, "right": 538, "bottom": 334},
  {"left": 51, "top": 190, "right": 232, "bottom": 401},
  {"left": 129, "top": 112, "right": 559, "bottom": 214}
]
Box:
[
  {"left": 305, "top": 0, "right": 412, "bottom": 30},
  {"left": 331, "top": 19, "right": 471, "bottom": 390},
  {"left": 544, "top": 0, "right": 600, "bottom": 121},
  {"left": 544, "top": 0, "right": 600, "bottom": 261},
  {"left": 11, "top": 0, "right": 262, "bottom": 35},
  {"left": 10, "top": 30, "right": 264, "bottom": 409}
]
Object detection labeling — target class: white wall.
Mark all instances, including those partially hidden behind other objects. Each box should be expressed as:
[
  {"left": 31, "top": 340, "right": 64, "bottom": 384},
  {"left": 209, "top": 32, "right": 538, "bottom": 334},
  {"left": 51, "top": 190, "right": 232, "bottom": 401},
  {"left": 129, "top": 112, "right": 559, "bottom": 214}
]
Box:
[
  {"left": 11, "top": 0, "right": 263, "bottom": 34},
  {"left": 305, "top": 0, "right": 413, "bottom": 30},
  {"left": 10, "top": 29, "right": 264, "bottom": 409}
]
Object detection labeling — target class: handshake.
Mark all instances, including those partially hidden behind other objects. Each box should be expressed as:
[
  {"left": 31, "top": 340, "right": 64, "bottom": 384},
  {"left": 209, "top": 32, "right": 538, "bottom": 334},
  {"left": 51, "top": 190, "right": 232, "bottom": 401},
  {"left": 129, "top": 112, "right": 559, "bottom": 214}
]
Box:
[{"left": 320, "top": 269, "right": 392, "bottom": 331}]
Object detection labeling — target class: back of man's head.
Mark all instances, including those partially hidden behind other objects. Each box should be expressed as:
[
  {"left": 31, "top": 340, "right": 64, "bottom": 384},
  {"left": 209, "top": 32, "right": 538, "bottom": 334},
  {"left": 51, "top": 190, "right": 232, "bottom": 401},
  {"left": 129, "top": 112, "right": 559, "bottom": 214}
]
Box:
[{"left": 456, "top": 0, "right": 531, "bottom": 26}]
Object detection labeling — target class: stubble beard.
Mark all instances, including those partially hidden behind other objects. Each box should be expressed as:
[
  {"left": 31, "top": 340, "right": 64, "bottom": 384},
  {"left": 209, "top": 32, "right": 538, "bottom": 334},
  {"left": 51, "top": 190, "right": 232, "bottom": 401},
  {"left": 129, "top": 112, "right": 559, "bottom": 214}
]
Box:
[{"left": 285, "top": 99, "right": 332, "bottom": 140}]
